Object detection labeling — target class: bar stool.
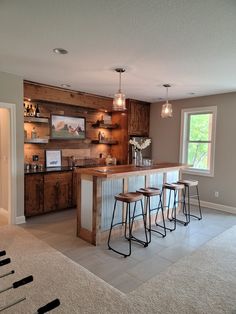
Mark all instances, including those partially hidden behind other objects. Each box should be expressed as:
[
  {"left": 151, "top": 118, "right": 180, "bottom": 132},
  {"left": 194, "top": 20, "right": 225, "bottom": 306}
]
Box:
[
  {"left": 137, "top": 187, "right": 166, "bottom": 243},
  {"left": 177, "top": 180, "right": 202, "bottom": 221},
  {"left": 163, "top": 183, "right": 188, "bottom": 232},
  {"left": 107, "top": 192, "right": 148, "bottom": 258}
]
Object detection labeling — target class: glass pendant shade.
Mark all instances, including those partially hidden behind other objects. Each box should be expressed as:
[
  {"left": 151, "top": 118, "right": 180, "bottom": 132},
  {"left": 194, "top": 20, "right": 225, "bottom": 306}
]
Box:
[
  {"left": 113, "top": 91, "right": 126, "bottom": 111},
  {"left": 161, "top": 84, "right": 173, "bottom": 118},
  {"left": 113, "top": 68, "right": 126, "bottom": 111},
  {"left": 161, "top": 101, "right": 173, "bottom": 118}
]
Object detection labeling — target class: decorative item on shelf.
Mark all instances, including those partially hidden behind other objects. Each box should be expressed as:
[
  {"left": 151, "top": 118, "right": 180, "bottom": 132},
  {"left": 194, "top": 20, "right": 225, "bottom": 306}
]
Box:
[
  {"left": 31, "top": 127, "right": 37, "bottom": 139},
  {"left": 161, "top": 84, "right": 173, "bottom": 118},
  {"left": 112, "top": 68, "right": 126, "bottom": 111},
  {"left": 98, "top": 131, "right": 102, "bottom": 141},
  {"left": 24, "top": 128, "right": 27, "bottom": 140},
  {"left": 129, "top": 138, "right": 151, "bottom": 166},
  {"left": 100, "top": 115, "right": 104, "bottom": 124}
]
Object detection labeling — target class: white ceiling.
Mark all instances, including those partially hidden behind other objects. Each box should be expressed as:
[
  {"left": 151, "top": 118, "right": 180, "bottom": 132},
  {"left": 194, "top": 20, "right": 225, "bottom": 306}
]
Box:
[{"left": 0, "top": 0, "right": 236, "bottom": 102}]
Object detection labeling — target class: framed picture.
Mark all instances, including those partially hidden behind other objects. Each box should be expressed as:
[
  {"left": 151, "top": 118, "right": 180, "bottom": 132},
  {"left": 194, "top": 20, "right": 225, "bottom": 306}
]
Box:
[
  {"left": 50, "top": 114, "right": 86, "bottom": 140},
  {"left": 45, "top": 150, "right": 62, "bottom": 168}
]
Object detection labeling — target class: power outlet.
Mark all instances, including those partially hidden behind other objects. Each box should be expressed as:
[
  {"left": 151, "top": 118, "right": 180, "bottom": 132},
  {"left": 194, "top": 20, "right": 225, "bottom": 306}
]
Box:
[{"left": 214, "top": 191, "right": 219, "bottom": 198}]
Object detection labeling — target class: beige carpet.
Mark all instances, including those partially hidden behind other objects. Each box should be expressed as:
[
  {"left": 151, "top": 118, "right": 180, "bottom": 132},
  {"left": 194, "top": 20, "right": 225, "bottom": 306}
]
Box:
[{"left": 0, "top": 225, "right": 235, "bottom": 314}]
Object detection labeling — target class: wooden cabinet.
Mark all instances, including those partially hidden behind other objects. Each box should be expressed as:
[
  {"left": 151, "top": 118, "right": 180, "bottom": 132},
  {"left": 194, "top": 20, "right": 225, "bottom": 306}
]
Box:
[
  {"left": 127, "top": 100, "right": 150, "bottom": 136},
  {"left": 44, "top": 172, "right": 73, "bottom": 212},
  {"left": 25, "top": 174, "right": 44, "bottom": 217},
  {"left": 25, "top": 171, "right": 74, "bottom": 217}
]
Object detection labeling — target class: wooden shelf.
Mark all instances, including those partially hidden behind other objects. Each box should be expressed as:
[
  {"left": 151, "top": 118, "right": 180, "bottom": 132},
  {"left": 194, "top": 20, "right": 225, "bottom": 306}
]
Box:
[
  {"left": 24, "top": 117, "right": 49, "bottom": 123},
  {"left": 24, "top": 138, "right": 49, "bottom": 144},
  {"left": 92, "top": 123, "right": 119, "bottom": 129},
  {"left": 91, "top": 140, "right": 118, "bottom": 145}
]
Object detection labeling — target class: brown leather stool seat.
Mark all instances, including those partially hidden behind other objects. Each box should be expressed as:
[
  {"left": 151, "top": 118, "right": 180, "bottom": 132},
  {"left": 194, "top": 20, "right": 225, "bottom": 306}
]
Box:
[
  {"left": 163, "top": 183, "right": 185, "bottom": 190},
  {"left": 108, "top": 191, "right": 148, "bottom": 258},
  {"left": 115, "top": 192, "right": 143, "bottom": 203},
  {"left": 136, "top": 187, "right": 162, "bottom": 197}
]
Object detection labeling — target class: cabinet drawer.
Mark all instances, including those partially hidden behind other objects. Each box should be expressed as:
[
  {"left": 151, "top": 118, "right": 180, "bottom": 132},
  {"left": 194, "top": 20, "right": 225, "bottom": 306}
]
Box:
[{"left": 44, "top": 172, "right": 72, "bottom": 183}]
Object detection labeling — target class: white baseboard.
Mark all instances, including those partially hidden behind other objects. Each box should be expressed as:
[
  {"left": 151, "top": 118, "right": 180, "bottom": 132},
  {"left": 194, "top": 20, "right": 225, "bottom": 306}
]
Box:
[
  {"left": 0, "top": 207, "right": 8, "bottom": 218},
  {"left": 191, "top": 199, "right": 236, "bottom": 215},
  {"left": 15, "top": 216, "right": 26, "bottom": 224}
]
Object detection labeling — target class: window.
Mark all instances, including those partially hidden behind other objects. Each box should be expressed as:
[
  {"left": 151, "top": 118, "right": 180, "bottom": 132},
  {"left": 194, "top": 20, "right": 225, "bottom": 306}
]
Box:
[{"left": 180, "top": 106, "right": 217, "bottom": 176}]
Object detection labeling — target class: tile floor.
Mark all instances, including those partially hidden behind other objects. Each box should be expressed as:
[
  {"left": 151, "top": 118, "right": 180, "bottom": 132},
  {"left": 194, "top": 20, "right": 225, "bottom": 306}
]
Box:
[{"left": 18, "top": 207, "right": 236, "bottom": 293}]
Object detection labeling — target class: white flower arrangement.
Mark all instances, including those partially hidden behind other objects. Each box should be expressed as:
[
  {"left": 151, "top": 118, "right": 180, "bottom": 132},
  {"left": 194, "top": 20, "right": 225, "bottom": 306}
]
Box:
[{"left": 129, "top": 138, "right": 151, "bottom": 151}]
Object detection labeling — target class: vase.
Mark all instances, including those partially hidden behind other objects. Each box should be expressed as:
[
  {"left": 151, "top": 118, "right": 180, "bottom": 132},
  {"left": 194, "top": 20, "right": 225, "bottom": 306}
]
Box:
[{"left": 135, "top": 150, "right": 143, "bottom": 167}]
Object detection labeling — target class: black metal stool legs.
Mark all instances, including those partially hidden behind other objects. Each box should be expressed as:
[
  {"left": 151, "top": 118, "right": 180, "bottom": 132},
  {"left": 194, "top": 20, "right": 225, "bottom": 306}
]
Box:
[
  {"left": 164, "top": 187, "right": 189, "bottom": 231},
  {"left": 129, "top": 200, "right": 149, "bottom": 247},
  {"left": 184, "top": 185, "right": 202, "bottom": 221},
  {"left": 146, "top": 194, "right": 166, "bottom": 241},
  {"left": 108, "top": 199, "right": 148, "bottom": 258}
]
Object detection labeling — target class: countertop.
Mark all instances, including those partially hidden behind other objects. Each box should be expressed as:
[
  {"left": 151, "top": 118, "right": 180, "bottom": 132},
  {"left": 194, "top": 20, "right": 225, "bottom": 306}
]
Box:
[
  {"left": 75, "top": 163, "right": 188, "bottom": 178},
  {"left": 24, "top": 166, "right": 74, "bottom": 175}
]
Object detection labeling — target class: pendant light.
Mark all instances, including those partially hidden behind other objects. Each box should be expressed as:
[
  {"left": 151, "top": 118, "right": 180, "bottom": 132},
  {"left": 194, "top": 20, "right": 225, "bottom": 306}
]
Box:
[
  {"left": 113, "top": 68, "right": 126, "bottom": 111},
  {"left": 161, "top": 84, "right": 173, "bottom": 118}
]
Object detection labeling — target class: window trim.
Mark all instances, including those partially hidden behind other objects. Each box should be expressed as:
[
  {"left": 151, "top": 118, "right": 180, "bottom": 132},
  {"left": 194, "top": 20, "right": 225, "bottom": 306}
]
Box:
[{"left": 179, "top": 106, "right": 217, "bottom": 177}]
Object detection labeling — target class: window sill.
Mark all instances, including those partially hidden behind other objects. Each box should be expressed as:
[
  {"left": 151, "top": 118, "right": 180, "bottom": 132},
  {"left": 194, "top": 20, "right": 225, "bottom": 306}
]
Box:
[{"left": 182, "top": 169, "right": 214, "bottom": 177}]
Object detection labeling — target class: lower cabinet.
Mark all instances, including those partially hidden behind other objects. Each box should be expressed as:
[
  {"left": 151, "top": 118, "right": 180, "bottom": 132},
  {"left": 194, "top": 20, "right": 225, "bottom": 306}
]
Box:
[
  {"left": 25, "top": 174, "right": 44, "bottom": 217},
  {"left": 25, "top": 171, "right": 74, "bottom": 217}
]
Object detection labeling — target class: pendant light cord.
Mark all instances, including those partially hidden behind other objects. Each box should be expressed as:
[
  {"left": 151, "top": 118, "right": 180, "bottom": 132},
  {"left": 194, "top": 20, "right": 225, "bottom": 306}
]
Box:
[
  {"left": 166, "top": 86, "right": 169, "bottom": 104},
  {"left": 119, "top": 71, "right": 121, "bottom": 93}
]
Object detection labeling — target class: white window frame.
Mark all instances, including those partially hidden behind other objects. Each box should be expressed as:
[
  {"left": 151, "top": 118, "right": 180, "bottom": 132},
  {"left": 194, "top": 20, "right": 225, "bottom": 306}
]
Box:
[{"left": 179, "top": 106, "right": 217, "bottom": 177}]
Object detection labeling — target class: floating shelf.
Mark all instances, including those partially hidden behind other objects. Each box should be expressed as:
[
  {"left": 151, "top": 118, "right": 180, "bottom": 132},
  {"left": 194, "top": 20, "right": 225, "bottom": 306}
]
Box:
[
  {"left": 92, "top": 123, "right": 119, "bottom": 129},
  {"left": 24, "top": 138, "right": 49, "bottom": 144},
  {"left": 91, "top": 140, "right": 118, "bottom": 145},
  {"left": 24, "top": 117, "right": 49, "bottom": 123}
]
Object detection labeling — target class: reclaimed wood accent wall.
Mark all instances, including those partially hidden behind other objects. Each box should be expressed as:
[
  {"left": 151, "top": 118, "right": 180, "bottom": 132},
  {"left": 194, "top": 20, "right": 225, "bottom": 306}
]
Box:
[
  {"left": 24, "top": 81, "right": 113, "bottom": 111},
  {"left": 24, "top": 100, "right": 112, "bottom": 165}
]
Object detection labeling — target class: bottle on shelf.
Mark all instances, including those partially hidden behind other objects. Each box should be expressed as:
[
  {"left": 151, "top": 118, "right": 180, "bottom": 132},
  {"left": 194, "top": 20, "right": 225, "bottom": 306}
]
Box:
[
  {"left": 35, "top": 104, "right": 40, "bottom": 117},
  {"left": 26, "top": 104, "right": 30, "bottom": 116},
  {"left": 29, "top": 104, "right": 34, "bottom": 117},
  {"left": 24, "top": 103, "right": 27, "bottom": 117}
]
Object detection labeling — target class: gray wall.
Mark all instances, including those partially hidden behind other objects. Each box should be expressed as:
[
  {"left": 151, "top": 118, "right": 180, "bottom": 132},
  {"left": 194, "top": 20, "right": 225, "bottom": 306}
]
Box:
[
  {"left": 0, "top": 71, "right": 24, "bottom": 219},
  {"left": 150, "top": 92, "right": 236, "bottom": 208}
]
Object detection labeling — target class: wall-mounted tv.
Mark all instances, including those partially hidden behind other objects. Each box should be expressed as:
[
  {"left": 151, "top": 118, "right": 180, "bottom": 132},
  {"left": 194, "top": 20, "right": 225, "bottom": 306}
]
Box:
[{"left": 50, "top": 114, "right": 86, "bottom": 140}]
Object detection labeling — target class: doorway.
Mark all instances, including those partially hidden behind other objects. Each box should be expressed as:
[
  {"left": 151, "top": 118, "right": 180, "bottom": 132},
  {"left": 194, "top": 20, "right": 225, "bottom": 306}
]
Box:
[{"left": 0, "top": 102, "right": 17, "bottom": 225}]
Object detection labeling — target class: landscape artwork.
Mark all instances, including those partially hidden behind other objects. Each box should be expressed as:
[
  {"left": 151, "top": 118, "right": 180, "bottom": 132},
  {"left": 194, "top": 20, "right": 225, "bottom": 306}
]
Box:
[{"left": 51, "top": 114, "right": 86, "bottom": 139}]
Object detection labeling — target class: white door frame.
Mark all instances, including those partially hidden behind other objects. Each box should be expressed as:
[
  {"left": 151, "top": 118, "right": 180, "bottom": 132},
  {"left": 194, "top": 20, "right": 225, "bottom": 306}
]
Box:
[{"left": 0, "top": 102, "right": 17, "bottom": 224}]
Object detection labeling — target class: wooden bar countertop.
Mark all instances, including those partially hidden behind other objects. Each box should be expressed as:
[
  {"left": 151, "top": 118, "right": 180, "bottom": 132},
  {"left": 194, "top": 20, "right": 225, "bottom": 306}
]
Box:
[{"left": 75, "top": 162, "right": 188, "bottom": 178}]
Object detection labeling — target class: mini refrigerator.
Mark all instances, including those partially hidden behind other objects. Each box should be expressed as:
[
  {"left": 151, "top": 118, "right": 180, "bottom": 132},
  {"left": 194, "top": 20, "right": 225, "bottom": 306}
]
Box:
[{"left": 129, "top": 136, "right": 152, "bottom": 164}]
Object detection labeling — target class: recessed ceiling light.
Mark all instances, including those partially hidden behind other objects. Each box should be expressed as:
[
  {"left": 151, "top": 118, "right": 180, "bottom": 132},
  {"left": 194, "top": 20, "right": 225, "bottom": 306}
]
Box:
[
  {"left": 53, "top": 48, "right": 68, "bottom": 54},
  {"left": 189, "top": 92, "right": 195, "bottom": 95},
  {"left": 61, "top": 84, "right": 71, "bottom": 88}
]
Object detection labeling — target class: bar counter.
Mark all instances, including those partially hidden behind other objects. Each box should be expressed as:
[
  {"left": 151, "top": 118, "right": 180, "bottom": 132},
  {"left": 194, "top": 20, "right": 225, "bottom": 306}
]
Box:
[{"left": 75, "top": 163, "right": 188, "bottom": 245}]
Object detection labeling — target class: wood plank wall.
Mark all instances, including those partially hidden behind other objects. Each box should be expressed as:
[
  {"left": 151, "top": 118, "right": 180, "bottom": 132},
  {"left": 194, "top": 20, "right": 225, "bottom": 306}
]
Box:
[{"left": 24, "top": 82, "right": 116, "bottom": 166}]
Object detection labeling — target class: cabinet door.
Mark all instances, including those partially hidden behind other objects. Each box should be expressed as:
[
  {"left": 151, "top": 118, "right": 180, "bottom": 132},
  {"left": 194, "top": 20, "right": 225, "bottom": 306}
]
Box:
[
  {"left": 57, "top": 172, "right": 73, "bottom": 210},
  {"left": 44, "top": 172, "right": 73, "bottom": 212},
  {"left": 25, "top": 174, "right": 44, "bottom": 217},
  {"left": 128, "top": 100, "right": 150, "bottom": 136}
]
